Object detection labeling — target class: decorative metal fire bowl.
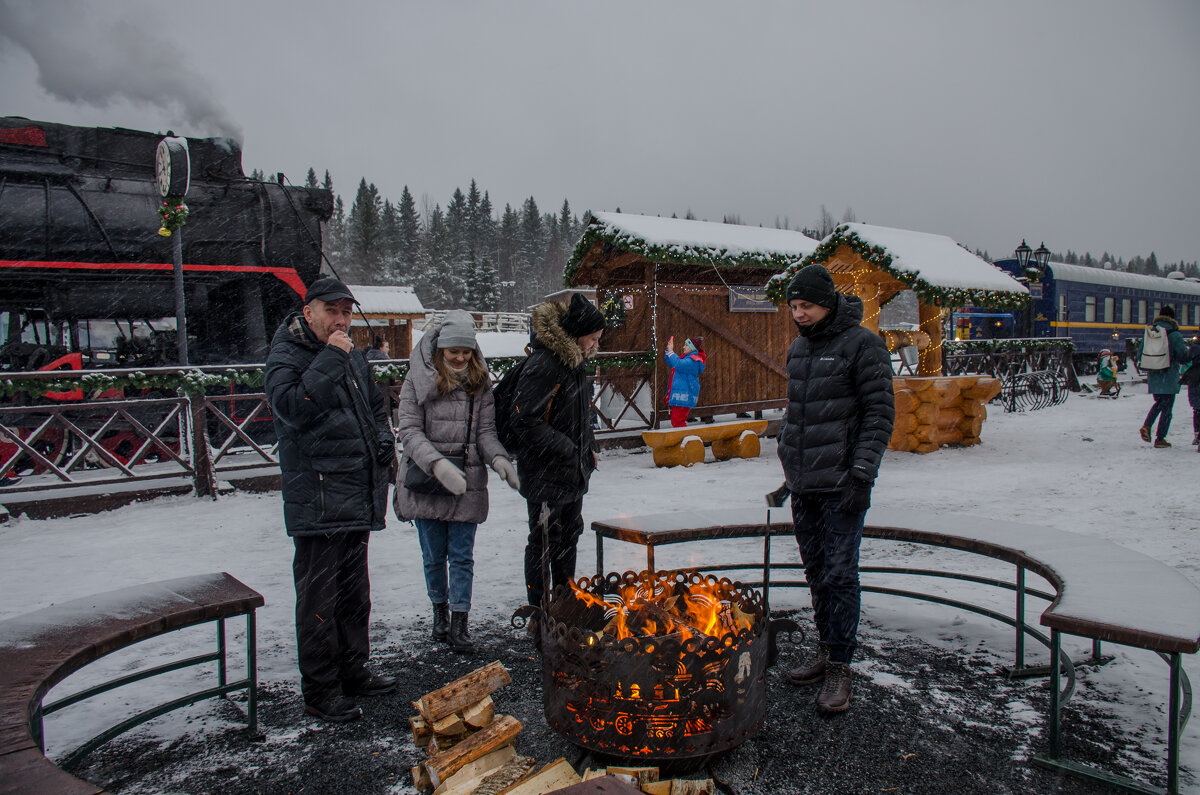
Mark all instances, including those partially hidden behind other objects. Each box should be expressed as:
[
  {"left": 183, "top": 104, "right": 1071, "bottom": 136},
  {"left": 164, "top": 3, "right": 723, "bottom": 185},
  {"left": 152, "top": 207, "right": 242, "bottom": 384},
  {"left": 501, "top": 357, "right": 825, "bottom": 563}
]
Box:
[{"left": 515, "top": 570, "right": 797, "bottom": 766}]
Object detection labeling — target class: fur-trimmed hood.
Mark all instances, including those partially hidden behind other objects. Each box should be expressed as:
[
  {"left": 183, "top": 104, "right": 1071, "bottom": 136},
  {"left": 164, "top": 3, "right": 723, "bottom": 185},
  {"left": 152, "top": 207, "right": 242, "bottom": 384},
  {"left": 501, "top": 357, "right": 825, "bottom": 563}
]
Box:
[{"left": 531, "top": 301, "right": 587, "bottom": 370}]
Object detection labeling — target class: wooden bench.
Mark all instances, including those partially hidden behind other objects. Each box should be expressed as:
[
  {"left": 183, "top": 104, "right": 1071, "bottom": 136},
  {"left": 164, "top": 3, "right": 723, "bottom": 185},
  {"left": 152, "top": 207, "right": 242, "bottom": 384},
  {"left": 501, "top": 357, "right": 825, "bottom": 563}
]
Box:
[
  {"left": 0, "top": 572, "right": 264, "bottom": 794},
  {"left": 640, "top": 419, "right": 767, "bottom": 467},
  {"left": 591, "top": 507, "right": 1200, "bottom": 794}
]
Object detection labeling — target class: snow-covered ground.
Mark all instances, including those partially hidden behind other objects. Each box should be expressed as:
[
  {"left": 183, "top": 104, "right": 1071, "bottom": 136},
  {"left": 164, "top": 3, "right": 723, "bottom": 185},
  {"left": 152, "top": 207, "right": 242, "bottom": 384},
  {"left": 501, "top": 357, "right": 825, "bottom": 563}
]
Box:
[{"left": 2, "top": 384, "right": 1198, "bottom": 788}]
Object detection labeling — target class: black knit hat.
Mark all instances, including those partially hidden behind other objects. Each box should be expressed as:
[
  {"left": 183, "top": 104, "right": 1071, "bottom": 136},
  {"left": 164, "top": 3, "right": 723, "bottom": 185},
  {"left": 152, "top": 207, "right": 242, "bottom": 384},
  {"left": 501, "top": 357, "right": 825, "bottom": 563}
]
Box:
[
  {"left": 560, "top": 293, "right": 606, "bottom": 337},
  {"left": 1161, "top": 305, "right": 1176, "bottom": 319},
  {"left": 785, "top": 264, "right": 838, "bottom": 309}
]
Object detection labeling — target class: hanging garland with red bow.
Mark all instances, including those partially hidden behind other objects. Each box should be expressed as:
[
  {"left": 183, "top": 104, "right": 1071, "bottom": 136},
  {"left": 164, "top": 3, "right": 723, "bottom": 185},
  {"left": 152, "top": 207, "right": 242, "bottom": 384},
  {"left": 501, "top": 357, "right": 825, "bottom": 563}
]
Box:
[{"left": 157, "top": 199, "right": 189, "bottom": 237}]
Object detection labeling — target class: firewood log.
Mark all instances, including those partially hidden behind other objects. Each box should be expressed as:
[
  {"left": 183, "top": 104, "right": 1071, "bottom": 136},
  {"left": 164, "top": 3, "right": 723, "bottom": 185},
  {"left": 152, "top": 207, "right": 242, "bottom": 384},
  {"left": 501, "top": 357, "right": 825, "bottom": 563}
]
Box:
[
  {"left": 670, "top": 779, "right": 715, "bottom": 794},
  {"left": 413, "top": 764, "right": 432, "bottom": 792},
  {"left": 424, "top": 714, "right": 522, "bottom": 788},
  {"left": 641, "top": 782, "right": 673, "bottom": 795},
  {"left": 470, "top": 756, "right": 539, "bottom": 795},
  {"left": 430, "top": 745, "right": 514, "bottom": 795},
  {"left": 605, "top": 765, "right": 659, "bottom": 786},
  {"left": 411, "top": 715, "right": 432, "bottom": 747},
  {"left": 433, "top": 712, "right": 467, "bottom": 737},
  {"left": 462, "top": 695, "right": 495, "bottom": 729},
  {"left": 415, "top": 660, "right": 512, "bottom": 723},
  {"left": 492, "top": 758, "right": 580, "bottom": 794}
]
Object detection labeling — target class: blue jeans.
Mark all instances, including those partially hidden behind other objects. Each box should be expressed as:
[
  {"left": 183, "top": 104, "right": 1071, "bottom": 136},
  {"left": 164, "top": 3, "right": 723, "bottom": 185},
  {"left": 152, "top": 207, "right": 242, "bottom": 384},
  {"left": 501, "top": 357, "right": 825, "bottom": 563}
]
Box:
[
  {"left": 414, "top": 519, "right": 477, "bottom": 612},
  {"left": 1144, "top": 392, "right": 1177, "bottom": 441},
  {"left": 792, "top": 492, "right": 865, "bottom": 665}
]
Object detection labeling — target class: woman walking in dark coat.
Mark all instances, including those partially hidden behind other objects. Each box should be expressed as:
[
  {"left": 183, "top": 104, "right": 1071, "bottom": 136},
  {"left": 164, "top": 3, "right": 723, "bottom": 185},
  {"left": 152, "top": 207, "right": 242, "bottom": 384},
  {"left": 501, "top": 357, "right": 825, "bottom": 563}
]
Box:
[{"left": 394, "top": 310, "right": 519, "bottom": 652}]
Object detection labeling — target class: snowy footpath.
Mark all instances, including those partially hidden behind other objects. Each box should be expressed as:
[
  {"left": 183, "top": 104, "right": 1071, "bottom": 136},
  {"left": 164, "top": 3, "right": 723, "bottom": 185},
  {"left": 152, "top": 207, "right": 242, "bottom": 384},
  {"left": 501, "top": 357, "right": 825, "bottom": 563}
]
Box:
[{"left": 1, "top": 387, "right": 1198, "bottom": 792}]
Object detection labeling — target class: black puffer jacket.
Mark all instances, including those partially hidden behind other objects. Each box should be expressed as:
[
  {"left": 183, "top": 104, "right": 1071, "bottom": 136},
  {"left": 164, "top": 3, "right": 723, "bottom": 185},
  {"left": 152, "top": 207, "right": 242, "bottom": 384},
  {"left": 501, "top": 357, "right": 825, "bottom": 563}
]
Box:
[
  {"left": 777, "top": 294, "right": 895, "bottom": 494},
  {"left": 265, "top": 313, "right": 394, "bottom": 536},
  {"left": 511, "top": 302, "right": 598, "bottom": 504}
]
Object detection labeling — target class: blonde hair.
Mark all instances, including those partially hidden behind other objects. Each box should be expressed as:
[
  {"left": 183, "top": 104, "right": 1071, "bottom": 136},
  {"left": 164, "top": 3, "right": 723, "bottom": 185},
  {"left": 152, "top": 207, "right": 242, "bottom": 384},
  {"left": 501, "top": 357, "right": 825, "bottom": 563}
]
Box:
[{"left": 433, "top": 348, "right": 489, "bottom": 396}]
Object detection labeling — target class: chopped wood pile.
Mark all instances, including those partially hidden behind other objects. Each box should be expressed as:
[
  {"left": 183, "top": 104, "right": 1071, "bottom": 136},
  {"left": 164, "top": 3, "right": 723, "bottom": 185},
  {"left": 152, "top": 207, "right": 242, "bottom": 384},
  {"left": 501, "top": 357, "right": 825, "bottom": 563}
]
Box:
[{"left": 408, "top": 661, "right": 716, "bottom": 795}]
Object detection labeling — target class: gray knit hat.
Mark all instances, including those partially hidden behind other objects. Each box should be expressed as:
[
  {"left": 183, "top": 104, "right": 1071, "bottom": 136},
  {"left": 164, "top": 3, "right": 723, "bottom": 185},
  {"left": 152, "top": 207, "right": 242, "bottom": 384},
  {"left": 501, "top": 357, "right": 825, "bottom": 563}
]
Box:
[{"left": 437, "top": 310, "right": 477, "bottom": 349}]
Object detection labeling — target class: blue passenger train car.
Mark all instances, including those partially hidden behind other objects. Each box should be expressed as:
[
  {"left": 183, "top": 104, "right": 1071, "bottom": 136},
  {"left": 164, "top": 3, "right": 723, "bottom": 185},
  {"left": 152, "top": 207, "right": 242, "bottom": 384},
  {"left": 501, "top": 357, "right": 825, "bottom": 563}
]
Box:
[{"left": 982, "top": 258, "right": 1200, "bottom": 372}]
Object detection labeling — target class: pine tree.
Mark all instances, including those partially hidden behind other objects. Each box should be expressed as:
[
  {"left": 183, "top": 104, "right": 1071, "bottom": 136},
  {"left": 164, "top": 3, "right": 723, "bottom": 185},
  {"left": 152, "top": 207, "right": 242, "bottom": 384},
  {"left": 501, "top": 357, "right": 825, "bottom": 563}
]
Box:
[
  {"left": 346, "top": 179, "right": 384, "bottom": 283},
  {"left": 465, "top": 248, "right": 499, "bottom": 311},
  {"left": 519, "top": 197, "right": 545, "bottom": 307},
  {"left": 378, "top": 199, "right": 400, "bottom": 282},
  {"left": 497, "top": 204, "right": 521, "bottom": 311},
  {"left": 391, "top": 185, "right": 422, "bottom": 285},
  {"left": 323, "top": 171, "right": 333, "bottom": 192},
  {"left": 325, "top": 195, "right": 348, "bottom": 274},
  {"left": 305, "top": 167, "right": 319, "bottom": 189}
]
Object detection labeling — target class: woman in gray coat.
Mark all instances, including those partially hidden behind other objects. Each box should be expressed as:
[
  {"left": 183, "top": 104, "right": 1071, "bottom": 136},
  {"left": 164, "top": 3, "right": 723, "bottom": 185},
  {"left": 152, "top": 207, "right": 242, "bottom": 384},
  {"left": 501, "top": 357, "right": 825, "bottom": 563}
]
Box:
[{"left": 394, "top": 310, "right": 520, "bottom": 651}]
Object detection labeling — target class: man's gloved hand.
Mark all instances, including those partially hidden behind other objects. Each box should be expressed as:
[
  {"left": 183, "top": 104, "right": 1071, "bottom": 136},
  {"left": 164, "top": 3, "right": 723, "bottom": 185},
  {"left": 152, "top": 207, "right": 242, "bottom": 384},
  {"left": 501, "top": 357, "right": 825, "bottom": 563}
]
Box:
[
  {"left": 432, "top": 458, "right": 467, "bottom": 496},
  {"left": 492, "top": 456, "right": 520, "bottom": 490},
  {"left": 838, "top": 468, "right": 873, "bottom": 514}
]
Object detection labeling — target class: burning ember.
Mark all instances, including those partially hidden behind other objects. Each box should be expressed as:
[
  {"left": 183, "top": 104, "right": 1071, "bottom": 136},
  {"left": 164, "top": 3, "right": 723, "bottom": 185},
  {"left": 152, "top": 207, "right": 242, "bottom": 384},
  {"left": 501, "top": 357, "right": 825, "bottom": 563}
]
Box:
[
  {"left": 528, "top": 570, "right": 796, "bottom": 767},
  {"left": 568, "top": 574, "right": 756, "bottom": 643}
]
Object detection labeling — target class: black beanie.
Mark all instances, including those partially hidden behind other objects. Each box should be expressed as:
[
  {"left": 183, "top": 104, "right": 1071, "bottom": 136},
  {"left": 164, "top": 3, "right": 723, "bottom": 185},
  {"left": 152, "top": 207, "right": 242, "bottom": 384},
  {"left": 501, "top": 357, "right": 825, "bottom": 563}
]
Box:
[
  {"left": 1161, "top": 305, "right": 1176, "bottom": 319},
  {"left": 785, "top": 264, "right": 838, "bottom": 309},
  {"left": 560, "top": 293, "right": 607, "bottom": 337}
]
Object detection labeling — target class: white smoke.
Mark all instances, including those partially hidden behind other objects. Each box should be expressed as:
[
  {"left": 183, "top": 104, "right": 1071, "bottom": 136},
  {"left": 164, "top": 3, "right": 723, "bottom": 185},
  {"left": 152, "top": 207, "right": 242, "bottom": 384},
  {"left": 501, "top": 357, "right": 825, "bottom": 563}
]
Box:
[{"left": 0, "top": 0, "right": 242, "bottom": 140}]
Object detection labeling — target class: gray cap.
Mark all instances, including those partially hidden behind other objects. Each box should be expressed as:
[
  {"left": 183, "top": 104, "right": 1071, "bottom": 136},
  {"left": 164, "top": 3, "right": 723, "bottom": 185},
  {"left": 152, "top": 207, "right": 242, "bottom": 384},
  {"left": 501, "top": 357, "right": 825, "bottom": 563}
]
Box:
[{"left": 437, "top": 310, "right": 477, "bottom": 349}]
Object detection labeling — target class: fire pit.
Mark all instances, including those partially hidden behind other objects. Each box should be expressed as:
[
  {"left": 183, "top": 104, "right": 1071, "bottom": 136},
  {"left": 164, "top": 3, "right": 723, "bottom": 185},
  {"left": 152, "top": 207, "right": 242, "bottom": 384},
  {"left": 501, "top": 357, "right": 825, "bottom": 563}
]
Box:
[{"left": 517, "top": 570, "right": 796, "bottom": 767}]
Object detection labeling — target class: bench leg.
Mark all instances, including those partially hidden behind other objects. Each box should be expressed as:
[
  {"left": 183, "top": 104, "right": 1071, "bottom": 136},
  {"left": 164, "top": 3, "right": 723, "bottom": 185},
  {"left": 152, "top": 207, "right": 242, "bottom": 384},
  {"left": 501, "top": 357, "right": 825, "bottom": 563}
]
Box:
[
  {"left": 247, "top": 610, "right": 261, "bottom": 740},
  {"left": 217, "top": 618, "right": 227, "bottom": 689},
  {"left": 1169, "top": 652, "right": 1181, "bottom": 795},
  {"left": 596, "top": 533, "right": 604, "bottom": 577}
]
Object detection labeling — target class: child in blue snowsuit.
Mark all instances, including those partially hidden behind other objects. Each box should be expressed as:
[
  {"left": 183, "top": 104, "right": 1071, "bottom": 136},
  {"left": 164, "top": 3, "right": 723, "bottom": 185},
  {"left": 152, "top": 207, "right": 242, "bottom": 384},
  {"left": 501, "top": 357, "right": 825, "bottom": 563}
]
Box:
[{"left": 664, "top": 336, "right": 706, "bottom": 427}]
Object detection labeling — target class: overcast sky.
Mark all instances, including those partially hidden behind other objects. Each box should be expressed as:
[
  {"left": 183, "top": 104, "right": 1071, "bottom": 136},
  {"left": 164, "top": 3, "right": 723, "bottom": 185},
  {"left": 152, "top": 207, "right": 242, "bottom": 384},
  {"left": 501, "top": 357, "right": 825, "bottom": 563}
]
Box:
[{"left": 2, "top": 0, "right": 1198, "bottom": 265}]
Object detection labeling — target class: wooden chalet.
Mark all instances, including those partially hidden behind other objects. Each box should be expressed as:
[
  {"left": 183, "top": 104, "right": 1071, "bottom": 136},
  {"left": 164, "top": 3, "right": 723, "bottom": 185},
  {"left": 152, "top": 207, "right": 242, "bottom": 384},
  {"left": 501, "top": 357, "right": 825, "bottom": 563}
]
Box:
[
  {"left": 346, "top": 284, "right": 426, "bottom": 358},
  {"left": 566, "top": 212, "right": 819, "bottom": 424}
]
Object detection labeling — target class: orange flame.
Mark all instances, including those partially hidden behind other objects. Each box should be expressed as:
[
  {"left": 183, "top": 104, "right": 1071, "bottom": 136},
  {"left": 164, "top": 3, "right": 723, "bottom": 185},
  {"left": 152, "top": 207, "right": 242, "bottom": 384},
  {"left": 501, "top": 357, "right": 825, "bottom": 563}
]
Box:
[{"left": 568, "top": 575, "right": 753, "bottom": 642}]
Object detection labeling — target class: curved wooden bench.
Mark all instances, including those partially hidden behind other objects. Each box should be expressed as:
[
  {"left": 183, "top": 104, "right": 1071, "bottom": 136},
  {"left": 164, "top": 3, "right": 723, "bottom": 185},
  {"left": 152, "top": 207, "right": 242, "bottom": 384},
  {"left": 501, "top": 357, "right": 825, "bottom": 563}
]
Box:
[
  {"left": 641, "top": 420, "right": 767, "bottom": 467},
  {"left": 0, "top": 572, "right": 264, "bottom": 794},
  {"left": 591, "top": 507, "right": 1200, "bottom": 794}
]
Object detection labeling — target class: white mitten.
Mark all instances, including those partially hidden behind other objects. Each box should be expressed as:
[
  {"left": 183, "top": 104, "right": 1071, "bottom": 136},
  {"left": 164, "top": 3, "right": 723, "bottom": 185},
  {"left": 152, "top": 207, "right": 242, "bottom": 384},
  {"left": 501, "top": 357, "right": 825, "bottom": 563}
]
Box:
[
  {"left": 492, "top": 456, "right": 520, "bottom": 490},
  {"left": 432, "top": 458, "right": 467, "bottom": 496}
]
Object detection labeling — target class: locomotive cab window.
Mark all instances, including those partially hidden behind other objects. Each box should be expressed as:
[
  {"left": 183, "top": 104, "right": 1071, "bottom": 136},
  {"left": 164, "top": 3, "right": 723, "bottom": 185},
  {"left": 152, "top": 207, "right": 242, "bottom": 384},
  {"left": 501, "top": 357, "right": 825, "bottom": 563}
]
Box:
[{"left": 1084, "top": 296, "right": 1096, "bottom": 323}]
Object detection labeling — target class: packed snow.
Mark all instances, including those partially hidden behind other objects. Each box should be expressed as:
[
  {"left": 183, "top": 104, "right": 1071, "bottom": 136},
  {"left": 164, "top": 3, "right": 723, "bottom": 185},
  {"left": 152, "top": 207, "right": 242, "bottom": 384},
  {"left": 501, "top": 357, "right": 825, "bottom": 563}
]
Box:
[
  {"left": 1, "top": 382, "right": 1198, "bottom": 789},
  {"left": 589, "top": 211, "right": 820, "bottom": 260}
]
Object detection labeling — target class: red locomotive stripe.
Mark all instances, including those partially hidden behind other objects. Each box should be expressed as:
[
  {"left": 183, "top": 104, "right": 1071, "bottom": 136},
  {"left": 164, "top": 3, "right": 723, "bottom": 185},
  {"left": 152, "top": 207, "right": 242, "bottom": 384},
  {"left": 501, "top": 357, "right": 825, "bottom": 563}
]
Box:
[{"left": 0, "top": 259, "right": 306, "bottom": 296}]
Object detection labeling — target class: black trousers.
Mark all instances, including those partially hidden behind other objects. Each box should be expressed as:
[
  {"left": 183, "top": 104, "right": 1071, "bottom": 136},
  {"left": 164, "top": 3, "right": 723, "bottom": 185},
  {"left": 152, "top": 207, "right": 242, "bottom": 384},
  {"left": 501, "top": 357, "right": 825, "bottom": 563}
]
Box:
[
  {"left": 524, "top": 497, "right": 585, "bottom": 607},
  {"left": 293, "top": 531, "right": 372, "bottom": 702}
]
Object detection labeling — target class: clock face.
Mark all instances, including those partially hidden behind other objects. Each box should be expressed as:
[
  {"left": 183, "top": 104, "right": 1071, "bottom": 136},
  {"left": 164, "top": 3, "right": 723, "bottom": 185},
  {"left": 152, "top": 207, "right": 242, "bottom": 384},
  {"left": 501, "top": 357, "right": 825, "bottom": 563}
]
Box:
[{"left": 156, "top": 140, "right": 173, "bottom": 197}]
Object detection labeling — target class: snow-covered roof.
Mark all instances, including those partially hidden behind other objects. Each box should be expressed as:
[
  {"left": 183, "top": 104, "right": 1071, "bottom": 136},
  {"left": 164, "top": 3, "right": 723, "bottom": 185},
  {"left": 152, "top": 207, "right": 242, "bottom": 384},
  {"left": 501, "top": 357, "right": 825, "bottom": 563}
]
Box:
[
  {"left": 345, "top": 284, "right": 425, "bottom": 315},
  {"left": 767, "top": 223, "right": 1028, "bottom": 309},
  {"left": 1047, "top": 262, "right": 1200, "bottom": 297},
  {"left": 565, "top": 211, "right": 819, "bottom": 284}
]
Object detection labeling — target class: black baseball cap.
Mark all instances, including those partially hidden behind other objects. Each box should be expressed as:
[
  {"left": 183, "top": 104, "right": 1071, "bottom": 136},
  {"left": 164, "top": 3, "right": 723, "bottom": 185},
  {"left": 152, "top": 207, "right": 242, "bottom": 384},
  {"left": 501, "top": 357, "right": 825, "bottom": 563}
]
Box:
[{"left": 304, "top": 277, "right": 356, "bottom": 305}]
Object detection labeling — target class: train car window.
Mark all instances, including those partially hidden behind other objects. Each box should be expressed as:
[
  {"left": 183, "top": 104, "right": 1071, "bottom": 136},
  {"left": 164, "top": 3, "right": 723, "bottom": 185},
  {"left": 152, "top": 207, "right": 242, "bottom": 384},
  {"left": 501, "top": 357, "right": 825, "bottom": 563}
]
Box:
[
  {"left": 1121, "top": 299, "right": 1131, "bottom": 324},
  {"left": 1059, "top": 294, "right": 1068, "bottom": 322},
  {"left": 1084, "top": 296, "right": 1096, "bottom": 323},
  {"left": 1181, "top": 305, "right": 1189, "bottom": 326},
  {"left": 1103, "top": 297, "right": 1114, "bottom": 323},
  {"left": 1153, "top": 301, "right": 1161, "bottom": 318},
  {"left": 1138, "top": 300, "right": 1147, "bottom": 324}
]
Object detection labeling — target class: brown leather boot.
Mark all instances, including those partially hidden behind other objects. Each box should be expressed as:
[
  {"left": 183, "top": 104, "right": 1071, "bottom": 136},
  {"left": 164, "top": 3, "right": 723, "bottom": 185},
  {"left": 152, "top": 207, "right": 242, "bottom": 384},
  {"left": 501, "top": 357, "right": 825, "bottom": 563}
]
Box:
[
  {"left": 787, "top": 643, "right": 829, "bottom": 686},
  {"left": 815, "top": 662, "right": 852, "bottom": 713}
]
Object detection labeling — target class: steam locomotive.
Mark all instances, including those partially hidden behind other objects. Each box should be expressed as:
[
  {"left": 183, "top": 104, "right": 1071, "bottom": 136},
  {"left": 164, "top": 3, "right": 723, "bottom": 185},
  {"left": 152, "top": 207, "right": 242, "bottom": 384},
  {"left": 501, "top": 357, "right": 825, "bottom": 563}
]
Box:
[{"left": 0, "top": 117, "right": 333, "bottom": 371}]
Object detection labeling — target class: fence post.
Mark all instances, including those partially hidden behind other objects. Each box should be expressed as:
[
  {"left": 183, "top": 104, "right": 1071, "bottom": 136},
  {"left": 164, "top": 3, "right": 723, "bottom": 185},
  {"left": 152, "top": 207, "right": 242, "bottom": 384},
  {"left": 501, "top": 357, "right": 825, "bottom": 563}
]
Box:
[{"left": 189, "top": 393, "right": 218, "bottom": 498}]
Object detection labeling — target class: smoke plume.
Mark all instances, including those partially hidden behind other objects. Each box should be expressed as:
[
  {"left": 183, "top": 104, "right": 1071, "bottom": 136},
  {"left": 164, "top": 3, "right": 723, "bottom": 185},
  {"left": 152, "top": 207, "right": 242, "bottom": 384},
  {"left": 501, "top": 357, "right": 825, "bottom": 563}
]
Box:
[{"left": 0, "top": 0, "right": 242, "bottom": 140}]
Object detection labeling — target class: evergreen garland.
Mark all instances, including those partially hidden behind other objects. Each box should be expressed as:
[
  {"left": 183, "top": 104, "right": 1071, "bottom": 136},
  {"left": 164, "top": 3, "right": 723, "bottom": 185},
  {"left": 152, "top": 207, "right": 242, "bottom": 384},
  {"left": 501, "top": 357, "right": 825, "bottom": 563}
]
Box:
[
  {"left": 157, "top": 199, "right": 189, "bottom": 237},
  {"left": 764, "top": 225, "right": 1030, "bottom": 310},
  {"left": 943, "top": 338, "right": 1075, "bottom": 355},
  {"left": 599, "top": 294, "right": 627, "bottom": 328},
  {"left": 564, "top": 222, "right": 801, "bottom": 287}
]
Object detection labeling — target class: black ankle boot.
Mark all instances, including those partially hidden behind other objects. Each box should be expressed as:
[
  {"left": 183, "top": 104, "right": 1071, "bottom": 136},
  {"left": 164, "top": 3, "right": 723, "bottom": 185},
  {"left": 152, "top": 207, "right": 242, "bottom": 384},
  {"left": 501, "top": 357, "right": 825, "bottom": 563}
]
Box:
[
  {"left": 432, "top": 603, "right": 450, "bottom": 642},
  {"left": 449, "top": 611, "right": 474, "bottom": 653}
]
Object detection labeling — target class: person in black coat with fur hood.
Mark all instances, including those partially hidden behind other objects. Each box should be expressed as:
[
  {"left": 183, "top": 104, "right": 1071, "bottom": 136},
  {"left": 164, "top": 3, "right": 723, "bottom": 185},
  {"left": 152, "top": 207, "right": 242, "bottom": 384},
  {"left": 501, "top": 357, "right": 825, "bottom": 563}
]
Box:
[
  {"left": 265, "top": 278, "right": 397, "bottom": 723},
  {"left": 776, "top": 264, "right": 894, "bottom": 715},
  {"left": 510, "top": 293, "right": 605, "bottom": 608}
]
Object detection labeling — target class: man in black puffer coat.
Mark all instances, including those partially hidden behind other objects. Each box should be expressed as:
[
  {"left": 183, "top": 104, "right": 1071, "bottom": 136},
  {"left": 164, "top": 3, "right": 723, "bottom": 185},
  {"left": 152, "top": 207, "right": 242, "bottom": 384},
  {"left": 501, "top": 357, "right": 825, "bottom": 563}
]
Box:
[
  {"left": 265, "top": 278, "right": 397, "bottom": 723},
  {"left": 510, "top": 293, "right": 605, "bottom": 608},
  {"left": 776, "top": 264, "right": 894, "bottom": 715}
]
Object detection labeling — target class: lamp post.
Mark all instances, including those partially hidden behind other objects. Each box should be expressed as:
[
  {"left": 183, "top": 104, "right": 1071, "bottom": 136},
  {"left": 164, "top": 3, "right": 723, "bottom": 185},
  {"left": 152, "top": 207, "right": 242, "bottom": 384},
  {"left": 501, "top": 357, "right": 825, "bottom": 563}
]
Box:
[
  {"left": 155, "top": 135, "right": 191, "bottom": 364},
  {"left": 498, "top": 280, "right": 515, "bottom": 312}
]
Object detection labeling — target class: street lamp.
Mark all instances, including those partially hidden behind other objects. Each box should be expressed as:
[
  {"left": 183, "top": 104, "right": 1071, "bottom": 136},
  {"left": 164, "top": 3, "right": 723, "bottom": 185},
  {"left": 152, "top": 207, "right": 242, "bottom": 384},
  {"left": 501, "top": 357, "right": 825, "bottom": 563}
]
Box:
[
  {"left": 1033, "top": 242, "right": 1050, "bottom": 271},
  {"left": 1014, "top": 239, "right": 1032, "bottom": 270}
]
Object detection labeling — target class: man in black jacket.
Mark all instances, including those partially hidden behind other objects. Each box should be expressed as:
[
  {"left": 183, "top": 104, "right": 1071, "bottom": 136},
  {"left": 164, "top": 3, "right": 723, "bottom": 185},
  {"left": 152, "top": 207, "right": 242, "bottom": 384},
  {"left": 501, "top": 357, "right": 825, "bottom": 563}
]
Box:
[
  {"left": 511, "top": 293, "right": 605, "bottom": 608},
  {"left": 776, "top": 264, "right": 894, "bottom": 714},
  {"left": 265, "top": 277, "right": 397, "bottom": 722}
]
